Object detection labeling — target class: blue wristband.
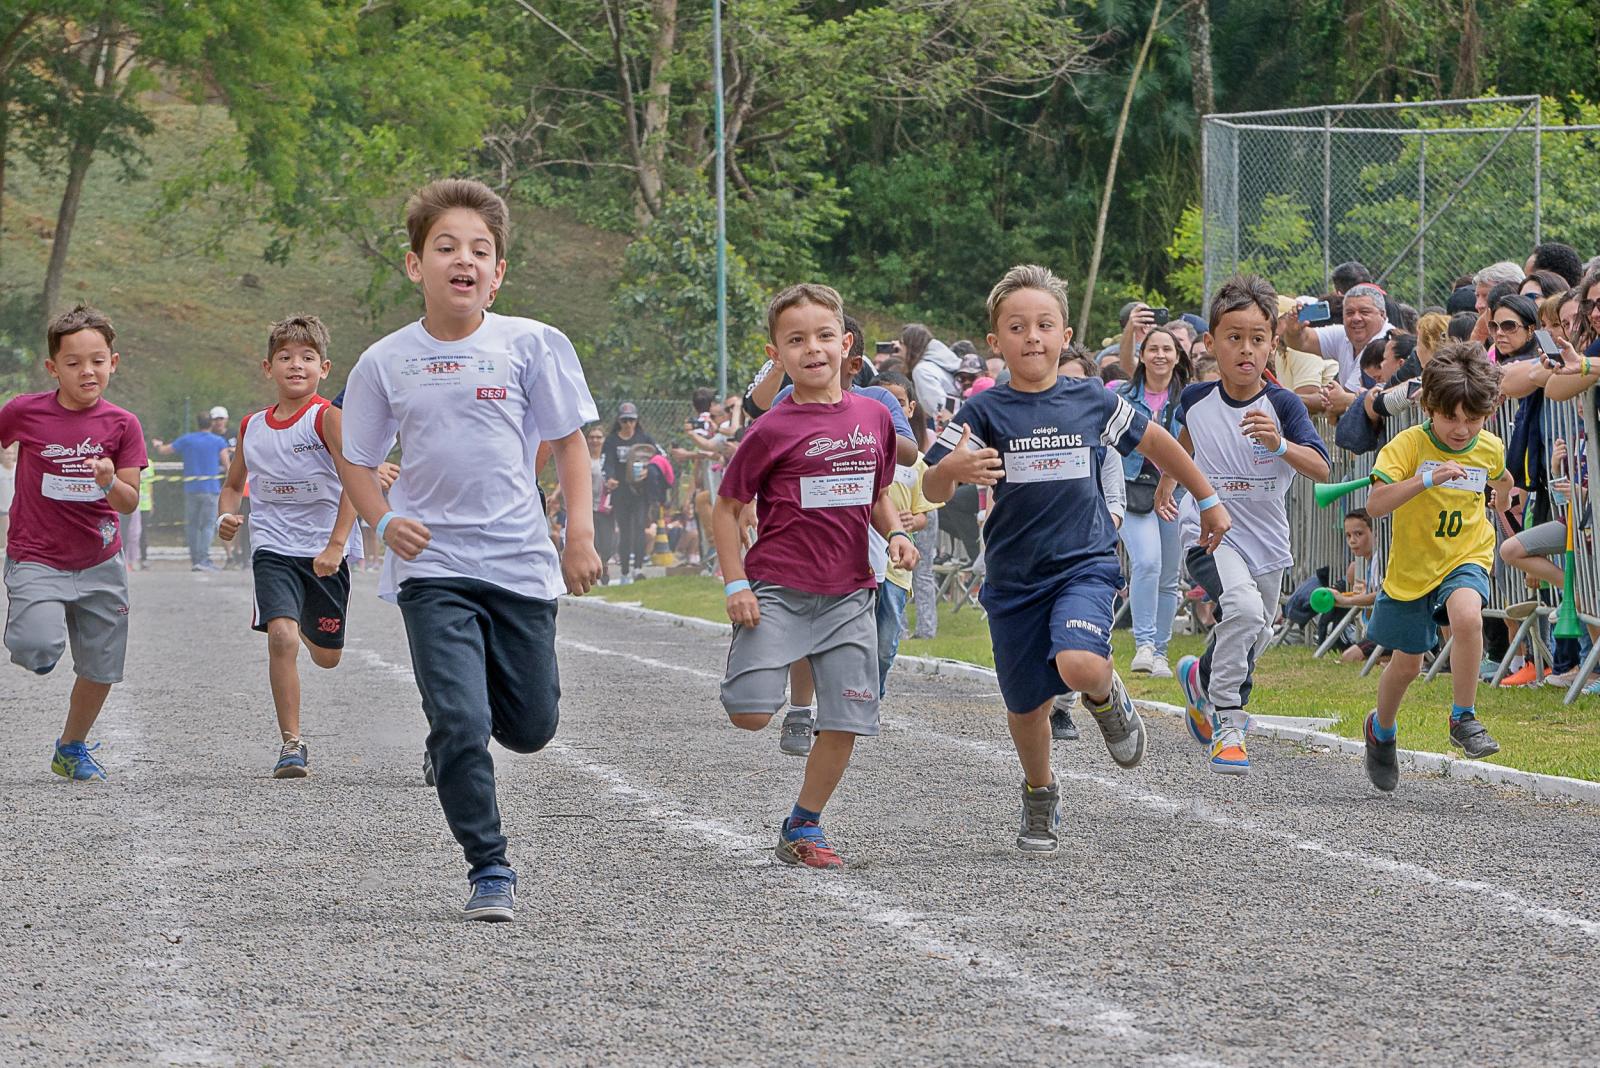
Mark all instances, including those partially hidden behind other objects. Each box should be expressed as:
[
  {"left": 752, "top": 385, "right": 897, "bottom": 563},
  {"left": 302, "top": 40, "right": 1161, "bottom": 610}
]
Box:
[
  {"left": 376, "top": 511, "right": 399, "bottom": 539},
  {"left": 1271, "top": 438, "right": 1289, "bottom": 456},
  {"left": 1196, "top": 493, "right": 1220, "bottom": 510},
  {"left": 888, "top": 530, "right": 913, "bottom": 543},
  {"left": 1421, "top": 470, "right": 1434, "bottom": 490},
  {"left": 724, "top": 579, "right": 751, "bottom": 597}
]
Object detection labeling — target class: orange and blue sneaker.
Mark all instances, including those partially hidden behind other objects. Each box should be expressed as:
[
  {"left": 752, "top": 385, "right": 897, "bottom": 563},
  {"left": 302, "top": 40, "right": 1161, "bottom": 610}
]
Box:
[
  {"left": 51, "top": 740, "right": 107, "bottom": 782},
  {"left": 1208, "top": 723, "right": 1249, "bottom": 776},
  {"left": 776, "top": 819, "right": 844, "bottom": 869},
  {"left": 1177, "top": 655, "right": 1214, "bottom": 746}
]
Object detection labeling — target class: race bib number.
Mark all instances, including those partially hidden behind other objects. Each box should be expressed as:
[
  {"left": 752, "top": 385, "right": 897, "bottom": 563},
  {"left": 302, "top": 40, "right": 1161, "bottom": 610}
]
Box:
[
  {"left": 801, "top": 473, "right": 874, "bottom": 509},
  {"left": 1418, "top": 461, "right": 1487, "bottom": 492},
  {"left": 42, "top": 474, "right": 102, "bottom": 503},
  {"left": 1004, "top": 448, "right": 1090, "bottom": 484},
  {"left": 1212, "top": 475, "right": 1280, "bottom": 501},
  {"left": 257, "top": 478, "right": 325, "bottom": 501}
]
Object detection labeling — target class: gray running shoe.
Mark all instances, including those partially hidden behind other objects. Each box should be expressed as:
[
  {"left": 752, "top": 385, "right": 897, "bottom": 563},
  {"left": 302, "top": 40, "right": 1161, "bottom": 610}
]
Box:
[
  {"left": 1085, "top": 671, "right": 1146, "bottom": 769},
  {"left": 1051, "top": 692, "right": 1080, "bottom": 740},
  {"left": 1016, "top": 780, "right": 1061, "bottom": 852},
  {"left": 778, "top": 708, "right": 815, "bottom": 757},
  {"left": 423, "top": 750, "right": 436, "bottom": 787},
  {"left": 1448, "top": 715, "right": 1500, "bottom": 759}
]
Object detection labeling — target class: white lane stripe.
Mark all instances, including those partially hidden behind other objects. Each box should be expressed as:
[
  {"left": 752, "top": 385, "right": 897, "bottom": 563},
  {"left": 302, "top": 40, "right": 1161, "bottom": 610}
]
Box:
[
  {"left": 547, "top": 743, "right": 1229, "bottom": 1067},
  {"left": 559, "top": 636, "right": 1600, "bottom": 942}
]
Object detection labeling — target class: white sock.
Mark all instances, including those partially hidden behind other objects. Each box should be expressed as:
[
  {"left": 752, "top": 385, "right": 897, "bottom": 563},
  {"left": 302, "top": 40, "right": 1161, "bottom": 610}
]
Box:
[{"left": 786, "top": 702, "right": 815, "bottom": 717}]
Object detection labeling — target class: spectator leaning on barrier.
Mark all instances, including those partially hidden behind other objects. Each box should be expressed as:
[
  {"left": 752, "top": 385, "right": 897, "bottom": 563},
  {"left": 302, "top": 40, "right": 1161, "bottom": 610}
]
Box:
[
  {"left": 1283, "top": 282, "right": 1392, "bottom": 391},
  {"left": 151, "top": 407, "right": 230, "bottom": 571},
  {"left": 1272, "top": 294, "right": 1351, "bottom": 417}
]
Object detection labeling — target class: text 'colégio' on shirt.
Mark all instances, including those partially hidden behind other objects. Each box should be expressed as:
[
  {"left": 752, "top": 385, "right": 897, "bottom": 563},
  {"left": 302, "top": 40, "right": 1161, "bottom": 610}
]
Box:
[
  {"left": 717, "top": 391, "right": 895, "bottom": 597},
  {"left": 338, "top": 312, "right": 598, "bottom": 602},
  {"left": 923, "top": 378, "right": 1148, "bottom": 591}
]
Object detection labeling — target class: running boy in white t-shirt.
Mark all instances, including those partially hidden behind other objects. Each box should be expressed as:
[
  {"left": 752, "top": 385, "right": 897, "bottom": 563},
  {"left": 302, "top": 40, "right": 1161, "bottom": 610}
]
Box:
[
  {"left": 338, "top": 179, "right": 602, "bottom": 922},
  {"left": 1155, "top": 275, "right": 1331, "bottom": 776},
  {"left": 217, "top": 315, "right": 359, "bottom": 779},
  {"left": 924, "top": 265, "right": 1228, "bottom": 853}
]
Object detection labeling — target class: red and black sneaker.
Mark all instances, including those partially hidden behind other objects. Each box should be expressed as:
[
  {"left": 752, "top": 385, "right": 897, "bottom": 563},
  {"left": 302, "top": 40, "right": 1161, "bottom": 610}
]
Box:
[{"left": 775, "top": 821, "right": 845, "bottom": 869}]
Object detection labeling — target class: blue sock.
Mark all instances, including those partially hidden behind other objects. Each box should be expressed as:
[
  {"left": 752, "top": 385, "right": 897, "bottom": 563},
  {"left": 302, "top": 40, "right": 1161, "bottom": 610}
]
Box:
[
  {"left": 1451, "top": 703, "right": 1474, "bottom": 722},
  {"left": 787, "top": 803, "right": 822, "bottom": 831},
  {"left": 1368, "top": 711, "right": 1397, "bottom": 743}
]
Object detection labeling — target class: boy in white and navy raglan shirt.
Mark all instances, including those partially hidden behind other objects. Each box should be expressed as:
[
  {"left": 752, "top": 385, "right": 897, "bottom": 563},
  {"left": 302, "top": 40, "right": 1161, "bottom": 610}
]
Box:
[
  {"left": 338, "top": 179, "right": 601, "bottom": 924},
  {"left": 924, "top": 265, "right": 1230, "bottom": 855},
  {"left": 1155, "top": 275, "right": 1330, "bottom": 777},
  {"left": 217, "top": 315, "right": 360, "bottom": 780}
]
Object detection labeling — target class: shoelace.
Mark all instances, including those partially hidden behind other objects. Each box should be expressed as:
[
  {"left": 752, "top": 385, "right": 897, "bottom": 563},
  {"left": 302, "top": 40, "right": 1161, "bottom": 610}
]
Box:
[
  {"left": 1089, "top": 698, "right": 1132, "bottom": 742},
  {"left": 279, "top": 740, "right": 303, "bottom": 758},
  {"left": 474, "top": 877, "right": 514, "bottom": 898},
  {"left": 1022, "top": 789, "right": 1057, "bottom": 832}
]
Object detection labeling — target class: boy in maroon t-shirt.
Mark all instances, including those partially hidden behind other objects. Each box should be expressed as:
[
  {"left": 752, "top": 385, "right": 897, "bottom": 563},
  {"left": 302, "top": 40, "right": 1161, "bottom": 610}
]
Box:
[
  {"left": 712, "top": 283, "right": 918, "bottom": 869},
  {"left": 0, "top": 304, "right": 148, "bottom": 781}
]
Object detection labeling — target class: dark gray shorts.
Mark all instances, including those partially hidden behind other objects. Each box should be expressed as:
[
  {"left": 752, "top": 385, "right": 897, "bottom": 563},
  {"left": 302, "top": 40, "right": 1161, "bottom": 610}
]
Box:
[
  {"left": 4, "top": 554, "right": 130, "bottom": 683},
  {"left": 721, "top": 583, "right": 880, "bottom": 735}
]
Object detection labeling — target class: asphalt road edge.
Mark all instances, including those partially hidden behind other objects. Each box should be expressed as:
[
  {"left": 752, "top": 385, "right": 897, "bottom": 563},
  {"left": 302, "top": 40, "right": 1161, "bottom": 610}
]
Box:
[{"left": 564, "top": 596, "right": 1600, "bottom": 806}]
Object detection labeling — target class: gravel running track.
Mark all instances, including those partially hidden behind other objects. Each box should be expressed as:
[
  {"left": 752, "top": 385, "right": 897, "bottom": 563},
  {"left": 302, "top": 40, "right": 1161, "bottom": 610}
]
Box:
[{"left": 2, "top": 568, "right": 1598, "bottom": 1067}]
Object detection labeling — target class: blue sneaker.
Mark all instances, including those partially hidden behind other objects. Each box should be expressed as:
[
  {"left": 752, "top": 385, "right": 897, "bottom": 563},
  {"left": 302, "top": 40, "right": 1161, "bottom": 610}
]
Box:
[
  {"left": 51, "top": 740, "right": 107, "bottom": 782},
  {"left": 1178, "top": 655, "right": 1214, "bottom": 746},
  {"left": 273, "top": 739, "right": 308, "bottom": 779},
  {"left": 463, "top": 876, "right": 516, "bottom": 922}
]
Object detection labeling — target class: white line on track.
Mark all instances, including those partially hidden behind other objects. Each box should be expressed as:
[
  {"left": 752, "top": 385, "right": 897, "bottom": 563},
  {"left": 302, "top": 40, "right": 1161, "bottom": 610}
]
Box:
[
  {"left": 558, "top": 637, "right": 1600, "bottom": 943},
  {"left": 547, "top": 743, "right": 1230, "bottom": 1067}
]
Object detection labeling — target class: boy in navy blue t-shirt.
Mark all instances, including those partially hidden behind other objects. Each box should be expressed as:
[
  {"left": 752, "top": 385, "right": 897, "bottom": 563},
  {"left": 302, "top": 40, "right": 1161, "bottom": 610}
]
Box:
[{"left": 924, "top": 264, "right": 1230, "bottom": 854}]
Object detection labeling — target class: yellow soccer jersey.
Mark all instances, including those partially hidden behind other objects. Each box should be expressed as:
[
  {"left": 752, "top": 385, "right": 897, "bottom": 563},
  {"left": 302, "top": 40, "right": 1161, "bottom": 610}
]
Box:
[
  {"left": 1372, "top": 422, "right": 1505, "bottom": 602},
  {"left": 887, "top": 457, "right": 942, "bottom": 591}
]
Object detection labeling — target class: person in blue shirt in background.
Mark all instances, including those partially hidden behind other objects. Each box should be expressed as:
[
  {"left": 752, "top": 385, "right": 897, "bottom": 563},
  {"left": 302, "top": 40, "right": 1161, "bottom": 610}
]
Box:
[{"left": 152, "top": 406, "right": 230, "bottom": 571}]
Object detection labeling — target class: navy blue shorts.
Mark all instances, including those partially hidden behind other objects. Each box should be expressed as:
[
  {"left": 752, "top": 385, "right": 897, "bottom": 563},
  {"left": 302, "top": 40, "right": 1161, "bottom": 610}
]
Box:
[
  {"left": 1366, "top": 563, "right": 1490, "bottom": 656},
  {"left": 251, "top": 548, "right": 350, "bottom": 649},
  {"left": 982, "top": 558, "right": 1122, "bottom": 713}
]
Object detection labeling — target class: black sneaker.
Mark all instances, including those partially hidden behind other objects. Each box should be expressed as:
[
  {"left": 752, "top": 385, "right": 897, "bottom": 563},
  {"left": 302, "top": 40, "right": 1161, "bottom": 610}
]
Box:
[
  {"left": 1363, "top": 710, "right": 1398, "bottom": 792},
  {"left": 1448, "top": 715, "right": 1500, "bottom": 759},
  {"left": 1050, "top": 694, "right": 1079, "bottom": 740}
]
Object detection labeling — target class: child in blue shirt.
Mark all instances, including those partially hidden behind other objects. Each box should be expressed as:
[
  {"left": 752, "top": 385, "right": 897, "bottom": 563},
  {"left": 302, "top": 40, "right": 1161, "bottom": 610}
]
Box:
[{"left": 923, "top": 264, "right": 1230, "bottom": 854}]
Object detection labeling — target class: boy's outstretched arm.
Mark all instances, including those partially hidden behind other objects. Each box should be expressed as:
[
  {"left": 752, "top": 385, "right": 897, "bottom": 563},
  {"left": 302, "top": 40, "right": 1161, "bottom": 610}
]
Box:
[
  {"left": 1153, "top": 425, "right": 1192, "bottom": 520},
  {"left": 1365, "top": 460, "right": 1476, "bottom": 518},
  {"left": 712, "top": 494, "right": 759, "bottom": 626},
  {"left": 871, "top": 488, "right": 920, "bottom": 573},
  {"left": 335, "top": 451, "right": 431, "bottom": 561},
  {"left": 1137, "top": 422, "right": 1231, "bottom": 552},
  {"left": 550, "top": 428, "right": 601, "bottom": 595},
  {"left": 314, "top": 407, "right": 360, "bottom": 577},
  {"left": 216, "top": 441, "right": 249, "bottom": 542}
]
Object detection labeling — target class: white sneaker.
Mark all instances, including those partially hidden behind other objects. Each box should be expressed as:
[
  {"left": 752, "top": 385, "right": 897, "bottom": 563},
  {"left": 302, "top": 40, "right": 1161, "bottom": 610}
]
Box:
[
  {"left": 1130, "top": 644, "right": 1156, "bottom": 674},
  {"left": 1150, "top": 654, "right": 1172, "bottom": 679}
]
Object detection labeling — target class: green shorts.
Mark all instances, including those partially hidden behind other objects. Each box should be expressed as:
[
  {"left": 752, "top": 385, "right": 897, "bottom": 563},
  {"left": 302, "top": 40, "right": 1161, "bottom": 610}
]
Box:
[{"left": 1365, "top": 563, "right": 1490, "bottom": 656}]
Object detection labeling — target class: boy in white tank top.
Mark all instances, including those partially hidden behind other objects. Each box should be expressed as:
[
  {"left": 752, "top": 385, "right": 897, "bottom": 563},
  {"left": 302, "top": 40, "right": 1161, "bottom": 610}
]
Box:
[{"left": 217, "top": 316, "right": 360, "bottom": 779}]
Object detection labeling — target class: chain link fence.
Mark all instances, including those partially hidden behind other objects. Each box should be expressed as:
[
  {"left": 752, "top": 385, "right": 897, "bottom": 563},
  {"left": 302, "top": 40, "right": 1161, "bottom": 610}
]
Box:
[{"left": 1202, "top": 96, "right": 1600, "bottom": 307}]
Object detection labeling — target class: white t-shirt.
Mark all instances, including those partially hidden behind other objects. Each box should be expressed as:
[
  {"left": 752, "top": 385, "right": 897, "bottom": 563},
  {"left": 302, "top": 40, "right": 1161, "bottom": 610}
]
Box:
[
  {"left": 340, "top": 313, "right": 597, "bottom": 602},
  {"left": 1176, "top": 380, "right": 1328, "bottom": 576},
  {"left": 0, "top": 462, "right": 14, "bottom": 514},
  {"left": 1315, "top": 321, "right": 1393, "bottom": 391}
]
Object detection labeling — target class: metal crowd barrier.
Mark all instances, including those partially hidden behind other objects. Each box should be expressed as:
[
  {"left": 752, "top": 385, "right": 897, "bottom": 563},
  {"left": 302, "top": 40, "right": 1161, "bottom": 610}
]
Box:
[{"left": 1283, "top": 383, "right": 1600, "bottom": 702}]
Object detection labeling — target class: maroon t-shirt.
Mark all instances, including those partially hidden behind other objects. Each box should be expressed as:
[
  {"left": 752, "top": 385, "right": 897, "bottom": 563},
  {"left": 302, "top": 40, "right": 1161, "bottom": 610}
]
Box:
[
  {"left": 0, "top": 391, "right": 147, "bottom": 571},
  {"left": 719, "top": 391, "right": 895, "bottom": 596}
]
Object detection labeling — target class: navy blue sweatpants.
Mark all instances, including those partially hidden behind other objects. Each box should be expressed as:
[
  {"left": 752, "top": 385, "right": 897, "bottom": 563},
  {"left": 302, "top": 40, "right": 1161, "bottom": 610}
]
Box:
[{"left": 397, "top": 577, "right": 560, "bottom": 881}]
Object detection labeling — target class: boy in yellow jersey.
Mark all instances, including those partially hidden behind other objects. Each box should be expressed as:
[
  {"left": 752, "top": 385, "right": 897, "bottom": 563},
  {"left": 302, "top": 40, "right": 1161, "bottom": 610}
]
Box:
[{"left": 1361, "top": 342, "right": 1512, "bottom": 790}]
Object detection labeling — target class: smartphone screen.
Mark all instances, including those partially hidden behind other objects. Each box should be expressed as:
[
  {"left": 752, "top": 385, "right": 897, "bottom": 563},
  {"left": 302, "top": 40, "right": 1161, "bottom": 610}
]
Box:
[{"left": 1298, "top": 301, "right": 1331, "bottom": 324}]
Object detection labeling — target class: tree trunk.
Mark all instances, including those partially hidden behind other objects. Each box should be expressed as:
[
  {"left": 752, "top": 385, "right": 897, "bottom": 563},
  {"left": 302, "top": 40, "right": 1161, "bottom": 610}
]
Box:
[
  {"left": 637, "top": 0, "right": 677, "bottom": 219},
  {"left": 0, "top": 82, "right": 9, "bottom": 272},
  {"left": 40, "top": 135, "right": 94, "bottom": 320},
  {"left": 1078, "top": 0, "right": 1164, "bottom": 338},
  {"left": 1186, "top": 0, "right": 1215, "bottom": 118}
]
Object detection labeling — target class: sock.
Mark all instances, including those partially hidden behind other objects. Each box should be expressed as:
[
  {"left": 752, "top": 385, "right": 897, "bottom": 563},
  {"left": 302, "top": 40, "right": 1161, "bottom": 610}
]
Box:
[
  {"left": 1368, "top": 712, "right": 1397, "bottom": 742},
  {"left": 1083, "top": 690, "right": 1112, "bottom": 711},
  {"left": 786, "top": 702, "right": 815, "bottom": 718},
  {"left": 1450, "top": 703, "right": 1474, "bottom": 722},
  {"left": 786, "top": 803, "right": 822, "bottom": 832},
  {"left": 1025, "top": 778, "right": 1054, "bottom": 792}
]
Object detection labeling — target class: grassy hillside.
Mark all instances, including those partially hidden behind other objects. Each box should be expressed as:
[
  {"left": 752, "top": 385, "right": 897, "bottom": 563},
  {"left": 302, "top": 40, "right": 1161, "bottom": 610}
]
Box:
[{"left": 0, "top": 104, "right": 629, "bottom": 437}]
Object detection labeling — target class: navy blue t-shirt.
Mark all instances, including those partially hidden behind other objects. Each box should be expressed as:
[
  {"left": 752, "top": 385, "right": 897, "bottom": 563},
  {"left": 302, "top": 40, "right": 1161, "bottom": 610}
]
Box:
[{"left": 924, "top": 379, "right": 1148, "bottom": 591}]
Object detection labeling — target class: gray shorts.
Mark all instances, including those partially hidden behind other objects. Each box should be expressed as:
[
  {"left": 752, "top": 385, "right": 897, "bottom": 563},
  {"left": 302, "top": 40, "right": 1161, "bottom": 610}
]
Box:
[
  {"left": 1514, "top": 519, "right": 1568, "bottom": 557},
  {"left": 721, "top": 583, "right": 880, "bottom": 736},
  {"left": 4, "top": 554, "right": 130, "bottom": 683}
]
